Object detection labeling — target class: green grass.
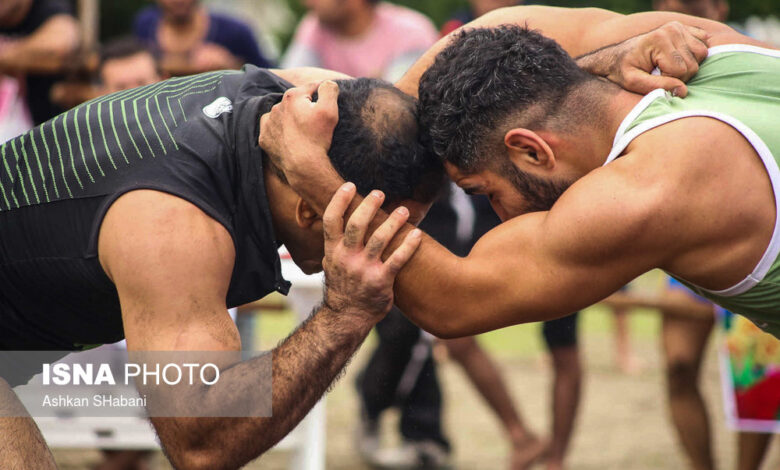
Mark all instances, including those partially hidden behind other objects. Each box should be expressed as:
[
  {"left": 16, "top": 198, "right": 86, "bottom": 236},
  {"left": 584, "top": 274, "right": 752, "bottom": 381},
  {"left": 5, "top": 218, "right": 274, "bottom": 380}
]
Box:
[{"left": 254, "top": 301, "right": 664, "bottom": 360}]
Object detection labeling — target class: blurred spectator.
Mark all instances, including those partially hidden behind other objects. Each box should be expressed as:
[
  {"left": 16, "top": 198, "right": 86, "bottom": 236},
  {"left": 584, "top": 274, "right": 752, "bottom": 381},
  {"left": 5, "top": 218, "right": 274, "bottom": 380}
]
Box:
[
  {"left": 282, "top": 0, "right": 439, "bottom": 81},
  {"left": 0, "top": 74, "right": 31, "bottom": 143},
  {"left": 654, "top": 0, "right": 729, "bottom": 22},
  {"left": 0, "top": 0, "right": 79, "bottom": 125},
  {"left": 355, "top": 192, "right": 457, "bottom": 469},
  {"left": 440, "top": 0, "right": 520, "bottom": 36},
  {"left": 133, "top": 0, "right": 272, "bottom": 75},
  {"left": 99, "top": 37, "right": 161, "bottom": 95},
  {"left": 468, "top": 195, "right": 581, "bottom": 470}
]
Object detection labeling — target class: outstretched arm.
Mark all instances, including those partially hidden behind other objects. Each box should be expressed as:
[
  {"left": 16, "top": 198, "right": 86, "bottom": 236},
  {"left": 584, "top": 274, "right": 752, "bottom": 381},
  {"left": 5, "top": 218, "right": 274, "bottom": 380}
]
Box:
[
  {"left": 98, "top": 189, "right": 420, "bottom": 469},
  {"left": 395, "top": 6, "right": 765, "bottom": 97}
]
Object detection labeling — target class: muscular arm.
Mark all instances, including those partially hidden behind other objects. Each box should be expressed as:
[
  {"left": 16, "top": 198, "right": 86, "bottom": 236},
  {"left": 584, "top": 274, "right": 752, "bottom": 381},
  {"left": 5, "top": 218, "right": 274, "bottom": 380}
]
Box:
[
  {"left": 0, "top": 15, "right": 79, "bottom": 74},
  {"left": 393, "top": 167, "right": 673, "bottom": 337},
  {"left": 269, "top": 67, "right": 351, "bottom": 86},
  {"left": 395, "top": 5, "right": 763, "bottom": 96},
  {"left": 98, "top": 189, "right": 418, "bottom": 469}
]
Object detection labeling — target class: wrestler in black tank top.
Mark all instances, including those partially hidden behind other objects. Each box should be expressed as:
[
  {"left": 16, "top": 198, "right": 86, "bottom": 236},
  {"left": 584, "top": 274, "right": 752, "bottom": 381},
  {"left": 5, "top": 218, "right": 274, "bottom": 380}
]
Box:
[{"left": 0, "top": 66, "right": 291, "bottom": 351}]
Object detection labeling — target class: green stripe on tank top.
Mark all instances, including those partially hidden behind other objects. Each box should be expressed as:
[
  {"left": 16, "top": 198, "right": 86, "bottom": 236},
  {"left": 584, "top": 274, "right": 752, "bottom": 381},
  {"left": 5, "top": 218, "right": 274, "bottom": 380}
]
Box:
[
  {"left": 39, "top": 124, "right": 60, "bottom": 199},
  {"left": 1, "top": 144, "right": 19, "bottom": 209},
  {"left": 10, "top": 139, "right": 30, "bottom": 205},
  {"left": 62, "top": 110, "right": 85, "bottom": 190},
  {"left": 28, "top": 130, "right": 50, "bottom": 203}
]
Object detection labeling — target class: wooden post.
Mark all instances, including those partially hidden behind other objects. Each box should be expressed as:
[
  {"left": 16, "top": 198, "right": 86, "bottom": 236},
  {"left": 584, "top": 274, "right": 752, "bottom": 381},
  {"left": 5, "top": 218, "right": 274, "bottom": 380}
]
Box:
[{"left": 78, "top": 0, "right": 99, "bottom": 52}]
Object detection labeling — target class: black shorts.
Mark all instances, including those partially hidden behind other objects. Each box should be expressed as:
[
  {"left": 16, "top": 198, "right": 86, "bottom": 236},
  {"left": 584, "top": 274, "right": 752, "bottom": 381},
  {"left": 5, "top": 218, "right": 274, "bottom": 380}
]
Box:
[{"left": 542, "top": 312, "right": 579, "bottom": 350}]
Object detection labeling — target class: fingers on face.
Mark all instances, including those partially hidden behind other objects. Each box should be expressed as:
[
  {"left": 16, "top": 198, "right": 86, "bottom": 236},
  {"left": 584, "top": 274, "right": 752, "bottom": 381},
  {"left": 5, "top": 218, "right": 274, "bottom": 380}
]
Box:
[
  {"left": 343, "top": 190, "right": 384, "bottom": 249},
  {"left": 365, "top": 206, "right": 410, "bottom": 260},
  {"left": 323, "top": 183, "right": 356, "bottom": 243},
  {"left": 384, "top": 229, "right": 423, "bottom": 277}
]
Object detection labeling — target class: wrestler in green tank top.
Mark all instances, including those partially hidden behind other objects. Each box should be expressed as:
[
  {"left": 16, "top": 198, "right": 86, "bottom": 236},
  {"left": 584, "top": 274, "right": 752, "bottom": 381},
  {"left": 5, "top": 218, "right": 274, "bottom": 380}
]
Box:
[{"left": 604, "top": 45, "right": 780, "bottom": 337}]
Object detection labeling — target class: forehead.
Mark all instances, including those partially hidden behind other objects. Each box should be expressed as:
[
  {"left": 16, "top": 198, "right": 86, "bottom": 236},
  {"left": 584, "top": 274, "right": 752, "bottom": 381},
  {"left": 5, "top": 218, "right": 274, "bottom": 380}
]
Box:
[
  {"left": 385, "top": 199, "right": 431, "bottom": 226},
  {"left": 102, "top": 52, "right": 156, "bottom": 72},
  {"left": 444, "top": 161, "right": 490, "bottom": 184}
]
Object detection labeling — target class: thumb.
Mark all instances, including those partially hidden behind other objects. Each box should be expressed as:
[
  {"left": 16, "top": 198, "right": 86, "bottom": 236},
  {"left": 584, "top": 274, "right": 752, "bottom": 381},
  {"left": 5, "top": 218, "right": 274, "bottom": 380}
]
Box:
[{"left": 625, "top": 70, "right": 687, "bottom": 97}]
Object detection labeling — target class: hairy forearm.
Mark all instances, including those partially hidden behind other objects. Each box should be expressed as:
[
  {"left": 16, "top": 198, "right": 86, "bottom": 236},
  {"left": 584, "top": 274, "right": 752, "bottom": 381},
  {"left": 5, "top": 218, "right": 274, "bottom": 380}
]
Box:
[
  {"left": 575, "top": 44, "right": 623, "bottom": 78},
  {"left": 152, "top": 305, "right": 373, "bottom": 469},
  {"left": 0, "top": 16, "right": 79, "bottom": 74}
]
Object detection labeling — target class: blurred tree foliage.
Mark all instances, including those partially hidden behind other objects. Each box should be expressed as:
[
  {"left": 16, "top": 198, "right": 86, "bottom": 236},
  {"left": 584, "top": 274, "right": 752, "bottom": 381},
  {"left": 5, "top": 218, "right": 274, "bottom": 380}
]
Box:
[{"left": 99, "top": 0, "right": 149, "bottom": 42}]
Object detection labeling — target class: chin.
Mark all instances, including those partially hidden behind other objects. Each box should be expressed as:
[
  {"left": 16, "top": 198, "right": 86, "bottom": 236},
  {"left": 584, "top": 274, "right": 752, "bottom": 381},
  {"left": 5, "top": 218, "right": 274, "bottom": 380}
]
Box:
[{"left": 299, "top": 261, "right": 324, "bottom": 275}]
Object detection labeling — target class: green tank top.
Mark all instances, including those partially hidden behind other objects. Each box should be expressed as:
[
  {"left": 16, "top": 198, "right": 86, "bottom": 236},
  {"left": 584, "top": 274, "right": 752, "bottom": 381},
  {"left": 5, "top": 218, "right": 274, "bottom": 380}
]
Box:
[{"left": 604, "top": 45, "right": 780, "bottom": 337}]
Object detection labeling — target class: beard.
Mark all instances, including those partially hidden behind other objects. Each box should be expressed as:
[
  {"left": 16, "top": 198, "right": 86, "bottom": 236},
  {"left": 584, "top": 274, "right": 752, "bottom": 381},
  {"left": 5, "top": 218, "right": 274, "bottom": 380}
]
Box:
[{"left": 502, "top": 160, "right": 573, "bottom": 214}]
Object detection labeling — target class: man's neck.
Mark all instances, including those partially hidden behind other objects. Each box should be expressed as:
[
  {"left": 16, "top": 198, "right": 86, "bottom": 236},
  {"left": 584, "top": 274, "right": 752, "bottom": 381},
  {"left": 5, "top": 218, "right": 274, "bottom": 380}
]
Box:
[
  {"left": 561, "top": 84, "right": 644, "bottom": 174},
  {"left": 331, "top": 5, "right": 376, "bottom": 38},
  {"left": 601, "top": 88, "right": 646, "bottom": 157}
]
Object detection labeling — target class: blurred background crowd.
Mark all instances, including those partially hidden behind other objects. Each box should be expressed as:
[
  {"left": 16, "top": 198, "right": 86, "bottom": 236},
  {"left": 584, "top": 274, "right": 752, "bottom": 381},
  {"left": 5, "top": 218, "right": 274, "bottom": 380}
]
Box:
[{"left": 1, "top": 1, "right": 780, "bottom": 469}]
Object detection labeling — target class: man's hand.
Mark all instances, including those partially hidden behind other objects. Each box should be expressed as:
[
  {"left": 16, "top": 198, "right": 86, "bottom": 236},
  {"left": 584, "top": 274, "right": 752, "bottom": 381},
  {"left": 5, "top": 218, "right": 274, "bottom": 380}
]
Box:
[
  {"left": 259, "top": 80, "right": 341, "bottom": 192},
  {"left": 577, "top": 21, "right": 710, "bottom": 97},
  {"left": 321, "top": 183, "right": 422, "bottom": 319}
]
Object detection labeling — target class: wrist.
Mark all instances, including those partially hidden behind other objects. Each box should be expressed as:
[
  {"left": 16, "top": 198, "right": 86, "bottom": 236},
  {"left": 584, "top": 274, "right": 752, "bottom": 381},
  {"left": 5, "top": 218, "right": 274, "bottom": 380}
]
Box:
[
  {"left": 576, "top": 49, "right": 610, "bottom": 77},
  {"left": 320, "top": 302, "right": 377, "bottom": 333}
]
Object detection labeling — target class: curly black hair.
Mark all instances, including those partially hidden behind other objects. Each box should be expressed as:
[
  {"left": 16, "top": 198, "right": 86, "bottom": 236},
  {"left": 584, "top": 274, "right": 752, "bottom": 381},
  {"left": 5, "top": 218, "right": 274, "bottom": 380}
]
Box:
[{"left": 418, "top": 25, "right": 593, "bottom": 172}]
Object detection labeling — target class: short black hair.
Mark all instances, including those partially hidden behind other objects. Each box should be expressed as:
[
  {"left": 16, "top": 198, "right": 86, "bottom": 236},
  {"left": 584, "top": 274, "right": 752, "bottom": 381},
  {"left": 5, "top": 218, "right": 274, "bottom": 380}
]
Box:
[
  {"left": 418, "top": 25, "right": 592, "bottom": 172},
  {"left": 99, "top": 37, "right": 156, "bottom": 70},
  {"left": 323, "top": 78, "right": 444, "bottom": 206}
]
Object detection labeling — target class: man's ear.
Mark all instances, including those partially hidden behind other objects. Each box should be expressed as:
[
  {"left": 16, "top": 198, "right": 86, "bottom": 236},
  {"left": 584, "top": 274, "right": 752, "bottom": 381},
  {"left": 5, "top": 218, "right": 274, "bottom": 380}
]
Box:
[
  {"left": 504, "top": 128, "right": 556, "bottom": 170},
  {"left": 295, "top": 198, "right": 320, "bottom": 228}
]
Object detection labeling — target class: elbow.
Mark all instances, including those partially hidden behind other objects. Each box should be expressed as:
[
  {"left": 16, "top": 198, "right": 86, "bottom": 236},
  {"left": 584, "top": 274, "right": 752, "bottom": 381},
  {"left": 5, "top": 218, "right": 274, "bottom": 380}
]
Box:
[
  {"left": 431, "top": 317, "right": 474, "bottom": 339},
  {"left": 410, "top": 304, "right": 473, "bottom": 340},
  {"left": 163, "top": 426, "right": 275, "bottom": 470},
  {"left": 432, "top": 327, "right": 464, "bottom": 340},
  {"left": 168, "top": 447, "right": 223, "bottom": 470},
  {"left": 168, "top": 445, "right": 253, "bottom": 470}
]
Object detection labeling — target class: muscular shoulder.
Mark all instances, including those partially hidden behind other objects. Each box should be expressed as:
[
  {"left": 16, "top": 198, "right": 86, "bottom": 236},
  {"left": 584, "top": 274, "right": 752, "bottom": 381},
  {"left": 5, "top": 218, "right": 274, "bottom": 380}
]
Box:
[
  {"left": 98, "top": 190, "right": 235, "bottom": 293},
  {"left": 627, "top": 116, "right": 761, "bottom": 186},
  {"left": 616, "top": 116, "right": 774, "bottom": 270},
  {"left": 543, "top": 162, "right": 672, "bottom": 268}
]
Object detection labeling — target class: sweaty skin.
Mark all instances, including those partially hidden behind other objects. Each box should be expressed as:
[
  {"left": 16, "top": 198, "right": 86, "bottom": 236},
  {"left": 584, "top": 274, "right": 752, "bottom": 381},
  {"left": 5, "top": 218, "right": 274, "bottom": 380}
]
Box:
[
  {"left": 259, "top": 6, "right": 776, "bottom": 338},
  {"left": 0, "top": 67, "right": 417, "bottom": 470}
]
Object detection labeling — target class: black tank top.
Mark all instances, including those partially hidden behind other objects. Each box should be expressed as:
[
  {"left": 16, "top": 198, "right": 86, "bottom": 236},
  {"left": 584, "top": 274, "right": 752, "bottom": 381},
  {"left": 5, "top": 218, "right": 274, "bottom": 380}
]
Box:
[{"left": 0, "top": 66, "right": 291, "bottom": 350}]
